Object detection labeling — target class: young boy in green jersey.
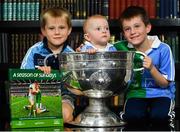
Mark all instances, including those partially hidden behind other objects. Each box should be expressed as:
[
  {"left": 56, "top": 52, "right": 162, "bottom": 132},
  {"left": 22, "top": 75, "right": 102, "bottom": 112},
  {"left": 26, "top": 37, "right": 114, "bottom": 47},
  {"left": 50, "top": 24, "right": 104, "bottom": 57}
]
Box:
[{"left": 116, "top": 6, "right": 175, "bottom": 131}]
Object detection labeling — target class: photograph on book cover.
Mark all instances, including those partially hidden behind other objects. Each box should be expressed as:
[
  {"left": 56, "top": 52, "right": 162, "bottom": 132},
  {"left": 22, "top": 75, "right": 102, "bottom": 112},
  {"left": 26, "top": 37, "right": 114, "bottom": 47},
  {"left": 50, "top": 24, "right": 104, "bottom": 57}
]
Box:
[{"left": 8, "top": 69, "right": 64, "bottom": 130}]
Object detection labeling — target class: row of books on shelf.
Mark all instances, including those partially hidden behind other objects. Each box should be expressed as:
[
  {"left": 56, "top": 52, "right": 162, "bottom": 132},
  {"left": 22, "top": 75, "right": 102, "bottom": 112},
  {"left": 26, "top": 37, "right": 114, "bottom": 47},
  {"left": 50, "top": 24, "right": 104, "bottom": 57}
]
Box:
[
  {"left": 158, "top": 32, "right": 179, "bottom": 63},
  {"left": 0, "top": 33, "right": 40, "bottom": 64},
  {"left": 0, "top": 0, "right": 40, "bottom": 21},
  {"left": 0, "top": 32, "right": 179, "bottom": 64},
  {"left": 0, "top": 0, "right": 108, "bottom": 21},
  {"left": 110, "top": 0, "right": 179, "bottom": 19},
  {"left": 0, "top": 0, "right": 179, "bottom": 21}
]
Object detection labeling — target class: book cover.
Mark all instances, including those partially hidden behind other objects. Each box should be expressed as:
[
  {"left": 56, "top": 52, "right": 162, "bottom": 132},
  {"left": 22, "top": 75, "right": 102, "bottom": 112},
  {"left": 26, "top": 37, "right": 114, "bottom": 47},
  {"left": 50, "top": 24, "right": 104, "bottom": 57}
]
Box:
[{"left": 8, "top": 69, "right": 64, "bottom": 131}]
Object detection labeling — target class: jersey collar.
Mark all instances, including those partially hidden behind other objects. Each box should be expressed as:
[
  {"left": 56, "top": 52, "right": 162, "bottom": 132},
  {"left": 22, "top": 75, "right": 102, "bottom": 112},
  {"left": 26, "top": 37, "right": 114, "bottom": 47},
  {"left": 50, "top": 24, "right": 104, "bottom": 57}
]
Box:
[{"left": 127, "top": 35, "right": 161, "bottom": 49}]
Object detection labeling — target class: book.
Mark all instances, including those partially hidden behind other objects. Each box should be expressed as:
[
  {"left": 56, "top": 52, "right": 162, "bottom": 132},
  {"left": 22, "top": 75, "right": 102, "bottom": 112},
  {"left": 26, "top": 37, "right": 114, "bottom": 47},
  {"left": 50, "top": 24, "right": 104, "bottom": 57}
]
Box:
[
  {"left": 102, "top": 0, "right": 109, "bottom": 18},
  {"left": 115, "top": 0, "right": 120, "bottom": 19},
  {"left": 109, "top": 0, "right": 115, "bottom": 20},
  {"left": 172, "top": 0, "right": 178, "bottom": 18},
  {"left": 0, "top": 0, "right": 2, "bottom": 21},
  {"left": 148, "top": 0, "right": 156, "bottom": 18},
  {"left": 8, "top": 69, "right": 64, "bottom": 131},
  {"left": 156, "top": 0, "right": 160, "bottom": 18}
]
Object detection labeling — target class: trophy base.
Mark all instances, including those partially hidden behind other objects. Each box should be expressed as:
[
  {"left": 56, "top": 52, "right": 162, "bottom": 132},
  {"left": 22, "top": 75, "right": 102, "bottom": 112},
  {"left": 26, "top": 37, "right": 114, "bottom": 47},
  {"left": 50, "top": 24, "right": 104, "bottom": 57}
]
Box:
[{"left": 68, "top": 108, "right": 126, "bottom": 127}]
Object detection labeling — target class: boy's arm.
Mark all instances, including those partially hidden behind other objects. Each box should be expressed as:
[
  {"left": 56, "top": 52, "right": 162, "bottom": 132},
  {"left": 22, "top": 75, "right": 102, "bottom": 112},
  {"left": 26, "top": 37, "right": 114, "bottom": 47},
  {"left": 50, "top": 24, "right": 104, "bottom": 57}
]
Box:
[{"left": 20, "top": 51, "right": 35, "bottom": 69}]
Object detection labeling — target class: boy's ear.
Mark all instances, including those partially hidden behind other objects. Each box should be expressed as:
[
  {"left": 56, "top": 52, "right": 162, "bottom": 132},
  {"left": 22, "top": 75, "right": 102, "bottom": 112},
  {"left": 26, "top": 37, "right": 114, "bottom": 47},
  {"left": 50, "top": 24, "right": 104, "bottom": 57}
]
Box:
[
  {"left": 41, "top": 28, "right": 46, "bottom": 36},
  {"left": 146, "top": 24, "right": 152, "bottom": 33},
  {"left": 68, "top": 28, "right": 72, "bottom": 35}
]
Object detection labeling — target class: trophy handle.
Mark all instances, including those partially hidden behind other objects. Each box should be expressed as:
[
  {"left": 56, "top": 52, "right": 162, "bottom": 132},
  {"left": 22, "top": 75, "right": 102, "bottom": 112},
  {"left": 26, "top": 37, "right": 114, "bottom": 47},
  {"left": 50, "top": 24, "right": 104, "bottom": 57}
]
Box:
[
  {"left": 133, "top": 51, "right": 146, "bottom": 72},
  {"left": 43, "top": 53, "right": 58, "bottom": 66}
]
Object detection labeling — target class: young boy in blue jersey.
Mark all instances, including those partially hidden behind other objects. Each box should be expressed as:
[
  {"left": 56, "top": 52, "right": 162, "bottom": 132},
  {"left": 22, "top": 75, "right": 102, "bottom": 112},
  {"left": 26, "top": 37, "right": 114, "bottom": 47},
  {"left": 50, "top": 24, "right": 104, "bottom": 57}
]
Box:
[
  {"left": 115, "top": 6, "right": 175, "bottom": 130},
  {"left": 21, "top": 7, "right": 79, "bottom": 123},
  {"left": 80, "top": 14, "right": 117, "bottom": 52}
]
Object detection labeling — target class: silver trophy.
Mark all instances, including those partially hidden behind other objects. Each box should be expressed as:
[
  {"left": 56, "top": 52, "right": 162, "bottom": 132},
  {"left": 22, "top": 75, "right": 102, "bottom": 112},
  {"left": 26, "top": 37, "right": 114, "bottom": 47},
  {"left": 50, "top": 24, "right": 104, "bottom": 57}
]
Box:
[{"left": 58, "top": 51, "right": 145, "bottom": 127}]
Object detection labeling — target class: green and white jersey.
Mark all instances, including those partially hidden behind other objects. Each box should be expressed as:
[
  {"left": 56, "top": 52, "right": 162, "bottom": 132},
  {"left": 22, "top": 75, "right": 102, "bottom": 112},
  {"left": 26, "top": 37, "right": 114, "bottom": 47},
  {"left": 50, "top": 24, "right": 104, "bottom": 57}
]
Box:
[{"left": 114, "top": 36, "right": 175, "bottom": 100}]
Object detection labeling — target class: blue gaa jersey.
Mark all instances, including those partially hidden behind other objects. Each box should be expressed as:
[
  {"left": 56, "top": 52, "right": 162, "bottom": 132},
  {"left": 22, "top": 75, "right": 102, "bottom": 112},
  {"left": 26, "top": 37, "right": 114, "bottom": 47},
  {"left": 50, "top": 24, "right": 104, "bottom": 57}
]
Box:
[
  {"left": 21, "top": 38, "right": 74, "bottom": 69},
  {"left": 80, "top": 41, "right": 117, "bottom": 52},
  {"left": 114, "top": 36, "right": 175, "bottom": 100}
]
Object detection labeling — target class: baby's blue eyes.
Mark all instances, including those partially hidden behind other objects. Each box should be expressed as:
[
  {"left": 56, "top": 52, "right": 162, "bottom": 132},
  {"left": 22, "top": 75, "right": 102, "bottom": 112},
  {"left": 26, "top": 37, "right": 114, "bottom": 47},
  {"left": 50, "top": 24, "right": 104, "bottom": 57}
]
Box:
[{"left": 96, "top": 27, "right": 109, "bottom": 31}]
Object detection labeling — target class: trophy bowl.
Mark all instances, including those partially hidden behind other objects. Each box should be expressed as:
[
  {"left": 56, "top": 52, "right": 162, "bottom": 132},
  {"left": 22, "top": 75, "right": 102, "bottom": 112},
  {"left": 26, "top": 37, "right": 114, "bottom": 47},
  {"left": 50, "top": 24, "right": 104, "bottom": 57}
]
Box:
[{"left": 58, "top": 51, "right": 137, "bottom": 127}]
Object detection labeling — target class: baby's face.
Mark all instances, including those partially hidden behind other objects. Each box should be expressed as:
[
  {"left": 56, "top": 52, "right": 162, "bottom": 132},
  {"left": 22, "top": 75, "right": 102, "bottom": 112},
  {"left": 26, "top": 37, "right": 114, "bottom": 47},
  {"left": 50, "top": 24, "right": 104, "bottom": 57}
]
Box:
[{"left": 86, "top": 18, "right": 111, "bottom": 46}]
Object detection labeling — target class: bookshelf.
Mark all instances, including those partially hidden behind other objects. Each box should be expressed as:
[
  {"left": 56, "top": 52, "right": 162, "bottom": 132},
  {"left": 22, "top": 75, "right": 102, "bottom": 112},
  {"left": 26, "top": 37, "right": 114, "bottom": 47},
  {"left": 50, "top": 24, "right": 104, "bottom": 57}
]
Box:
[
  {"left": 1, "top": 18, "right": 180, "bottom": 29},
  {"left": 0, "top": 0, "right": 180, "bottom": 130}
]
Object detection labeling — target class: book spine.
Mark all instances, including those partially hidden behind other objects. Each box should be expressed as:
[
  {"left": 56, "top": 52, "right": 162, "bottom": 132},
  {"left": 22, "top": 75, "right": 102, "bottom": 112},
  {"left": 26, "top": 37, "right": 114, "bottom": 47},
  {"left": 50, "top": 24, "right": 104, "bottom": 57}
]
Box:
[
  {"left": 75, "top": 0, "right": 80, "bottom": 19},
  {"left": 71, "top": 0, "right": 76, "bottom": 19},
  {"left": 138, "top": 0, "right": 144, "bottom": 7},
  {"left": 8, "top": 0, "right": 13, "bottom": 21},
  {"left": 156, "top": 0, "right": 160, "bottom": 18},
  {"left": 26, "top": 0, "right": 31, "bottom": 20},
  {"left": 0, "top": 0, "right": 2, "bottom": 21},
  {"left": 94, "top": 0, "right": 99, "bottom": 14},
  {"left": 79, "top": 0, "right": 83, "bottom": 19},
  {"left": 109, "top": 0, "right": 115, "bottom": 20},
  {"left": 12, "top": 0, "right": 17, "bottom": 21},
  {"left": 177, "top": 0, "right": 180, "bottom": 18},
  {"left": 0, "top": 34, "right": 2, "bottom": 62},
  {"left": 86, "top": 0, "right": 91, "bottom": 17},
  {"left": 131, "top": 0, "right": 138, "bottom": 6},
  {"left": 102, "top": 0, "right": 109, "bottom": 18},
  {"left": 172, "top": 0, "right": 178, "bottom": 18},
  {"left": 169, "top": 0, "right": 173, "bottom": 18},
  {"left": 115, "top": 0, "right": 120, "bottom": 19},
  {"left": 175, "top": 33, "right": 179, "bottom": 62},
  {"left": 3, "top": 0, "right": 7, "bottom": 21},
  {"left": 21, "top": 0, "right": 26, "bottom": 20},
  {"left": 16, "top": 0, "right": 21, "bottom": 20},
  {"left": 90, "top": 0, "right": 95, "bottom": 16},
  {"left": 126, "top": 0, "right": 132, "bottom": 7},
  {"left": 40, "top": 0, "right": 44, "bottom": 13},
  {"left": 120, "top": 0, "right": 126, "bottom": 16},
  {"left": 159, "top": 0, "right": 164, "bottom": 18},
  {"left": 164, "top": 0, "right": 169, "bottom": 18},
  {"left": 11, "top": 34, "right": 15, "bottom": 63},
  {"left": 143, "top": 0, "right": 149, "bottom": 17},
  {"left": 2, "top": 33, "right": 8, "bottom": 62},
  {"left": 148, "top": 0, "right": 156, "bottom": 18},
  {"left": 15, "top": 34, "right": 19, "bottom": 64},
  {"left": 82, "top": 0, "right": 87, "bottom": 19}
]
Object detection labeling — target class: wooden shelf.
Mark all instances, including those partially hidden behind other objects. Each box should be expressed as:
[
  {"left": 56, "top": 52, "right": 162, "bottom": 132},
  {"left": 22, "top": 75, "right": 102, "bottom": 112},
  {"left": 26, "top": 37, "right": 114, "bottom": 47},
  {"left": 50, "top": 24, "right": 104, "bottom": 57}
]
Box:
[{"left": 1, "top": 19, "right": 180, "bottom": 29}]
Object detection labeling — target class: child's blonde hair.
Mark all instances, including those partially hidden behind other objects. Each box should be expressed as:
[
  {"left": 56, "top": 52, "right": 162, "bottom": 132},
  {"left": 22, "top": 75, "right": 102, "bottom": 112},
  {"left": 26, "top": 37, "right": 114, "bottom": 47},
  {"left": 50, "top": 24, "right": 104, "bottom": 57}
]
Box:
[{"left": 40, "top": 7, "right": 72, "bottom": 29}]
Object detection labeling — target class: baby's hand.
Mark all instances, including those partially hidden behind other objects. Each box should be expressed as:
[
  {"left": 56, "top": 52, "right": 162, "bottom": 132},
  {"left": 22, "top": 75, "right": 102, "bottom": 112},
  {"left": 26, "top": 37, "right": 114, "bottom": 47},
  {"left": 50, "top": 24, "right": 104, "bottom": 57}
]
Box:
[
  {"left": 85, "top": 49, "right": 97, "bottom": 54},
  {"left": 76, "top": 44, "right": 84, "bottom": 52},
  {"left": 36, "top": 66, "right": 51, "bottom": 74}
]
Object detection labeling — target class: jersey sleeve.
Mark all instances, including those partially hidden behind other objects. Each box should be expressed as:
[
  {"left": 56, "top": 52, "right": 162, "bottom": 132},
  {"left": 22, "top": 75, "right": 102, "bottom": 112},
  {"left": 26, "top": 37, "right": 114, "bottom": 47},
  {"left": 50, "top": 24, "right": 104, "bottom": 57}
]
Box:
[{"left": 20, "top": 48, "right": 35, "bottom": 69}]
